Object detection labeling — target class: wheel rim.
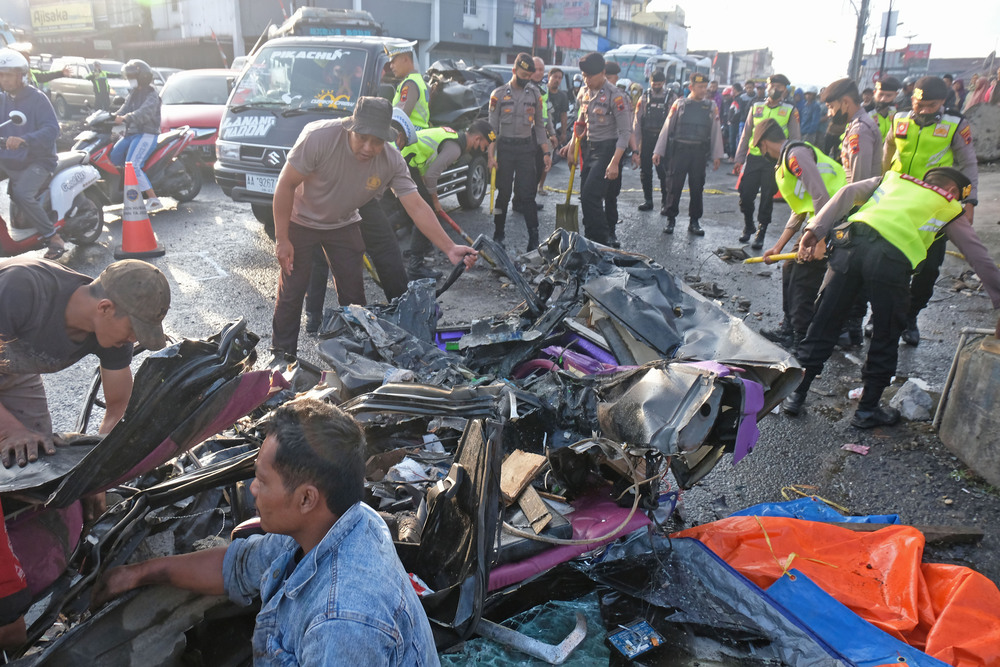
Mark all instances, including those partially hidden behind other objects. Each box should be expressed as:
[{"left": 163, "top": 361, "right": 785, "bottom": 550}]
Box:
[{"left": 470, "top": 164, "right": 486, "bottom": 199}]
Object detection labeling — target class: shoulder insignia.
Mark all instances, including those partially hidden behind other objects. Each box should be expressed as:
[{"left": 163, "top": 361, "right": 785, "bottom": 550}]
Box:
[
  {"left": 614, "top": 95, "right": 625, "bottom": 112},
  {"left": 489, "top": 95, "right": 498, "bottom": 111},
  {"left": 792, "top": 108, "right": 799, "bottom": 121},
  {"left": 788, "top": 155, "right": 803, "bottom": 177},
  {"left": 399, "top": 85, "right": 409, "bottom": 102},
  {"left": 960, "top": 125, "right": 972, "bottom": 145},
  {"left": 846, "top": 133, "right": 860, "bottom": 155}
]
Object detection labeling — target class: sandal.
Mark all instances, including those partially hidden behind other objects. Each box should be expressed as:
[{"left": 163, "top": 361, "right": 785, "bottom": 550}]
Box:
[{"left": 43, "top": 243, "right": 67, "bottom": 260}]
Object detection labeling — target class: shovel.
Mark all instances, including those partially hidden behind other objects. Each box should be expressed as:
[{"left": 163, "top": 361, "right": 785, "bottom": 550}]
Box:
[
  {"left": 489, "top": 165, "right": 500, "bottom": 215},
  {"left": 556, "top": 141, "right": 579, "bottom": 233}
]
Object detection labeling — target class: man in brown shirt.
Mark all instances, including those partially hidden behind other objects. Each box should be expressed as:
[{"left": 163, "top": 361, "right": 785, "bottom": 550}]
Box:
[{"left": 271, "top": 97, "right": 476, "bottom": 358}]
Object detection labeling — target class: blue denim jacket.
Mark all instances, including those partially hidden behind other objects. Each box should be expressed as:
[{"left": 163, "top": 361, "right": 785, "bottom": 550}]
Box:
[{"left": 223, "top": 502, "right": 440, "bottom": 666}]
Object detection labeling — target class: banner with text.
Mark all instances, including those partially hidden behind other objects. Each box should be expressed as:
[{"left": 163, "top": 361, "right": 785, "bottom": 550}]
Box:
[
  {"left": 541, "top": 0, "right": 598, "bottom": 30},
  {"left": 30, "top": 2, "right": 95, "bottom": 34}
]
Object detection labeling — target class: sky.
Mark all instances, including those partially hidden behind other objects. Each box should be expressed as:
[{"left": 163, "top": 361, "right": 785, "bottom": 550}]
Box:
[{"left": 647, "top": 0, "right": 1000, "bottom": 87}]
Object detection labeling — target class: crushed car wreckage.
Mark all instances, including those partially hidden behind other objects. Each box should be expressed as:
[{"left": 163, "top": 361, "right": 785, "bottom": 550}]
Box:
[{"left": 6, "top": 232, "right": 811, "bottom": 664}]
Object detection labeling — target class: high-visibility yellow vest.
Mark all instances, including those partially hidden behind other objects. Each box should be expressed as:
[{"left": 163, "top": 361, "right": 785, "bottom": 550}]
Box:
[
  {"left": 393, "top": 72, "right": 430, "bottom": 129},
  {"left": 848, "top": 171, "right": 964, "bottom": 269},
  {"left": 773, "top": 141, "right": 846, "bottom": 215},
  {"left": 869, "top": 107, "right": 895, "bottom": 142},
  {"left": 748, "top": 102, "right": 794, "bottom": 156},
  {"left": 889, "top": 111, "right": 960, "bottom": 178},
  {"left": 401, "top": 127, "right": 460, "bottom": 175}
]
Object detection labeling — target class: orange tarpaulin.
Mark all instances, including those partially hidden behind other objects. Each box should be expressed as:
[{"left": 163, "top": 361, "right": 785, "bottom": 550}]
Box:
[{"left": 675, "top": 517, "right": 1000, "bottom": 667}]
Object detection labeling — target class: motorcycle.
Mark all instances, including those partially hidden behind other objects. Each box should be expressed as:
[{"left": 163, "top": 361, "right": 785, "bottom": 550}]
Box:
[
  {"left": 1, "top": 110, "right": 105, "bottom": 256},
  {"left": 72, "top": 110, "right": 203, "bottom": 206}
]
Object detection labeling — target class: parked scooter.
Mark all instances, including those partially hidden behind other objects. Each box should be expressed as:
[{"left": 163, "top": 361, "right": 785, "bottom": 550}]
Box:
[
  {"left": 1, "top": 110, "right": 105, "bottom": 256},
  {"left": 72, "top": 110, "right": 203, "bottom": 206}
]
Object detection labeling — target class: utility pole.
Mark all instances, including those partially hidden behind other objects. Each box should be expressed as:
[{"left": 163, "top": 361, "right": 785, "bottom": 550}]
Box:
[
  {"left": 848, "top": 0, "right": 870, "bottom": 81},
  {"left": 878, "top": 0, "right": 895, "bottom": 80}
]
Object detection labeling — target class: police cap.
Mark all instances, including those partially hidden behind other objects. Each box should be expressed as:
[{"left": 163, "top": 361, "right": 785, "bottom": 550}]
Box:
[
  {"left": 651, "top": 69, "right": 666, "bottom": 82},
  {"left": 924, "top": 167, "right": 972, "bottom": 200},
  {"left": 767, "top": 73, "right": 790, "bottom": 87},
  {"left": 514, "top": 52, "right": 535, "bottom": 74},
  {"left": 690, "top": 72, "right": 708, "bottom": 85},
  {"left": 913, "top": 76, "right": 948, "bottom": 101},
  {"left": 821, "top": 77, "right": 858, "bottom": 103},
  {"left": 751, "top": 117, "right": 786, "bottom": 149},
  {"left": 578, "top": 52, "right": 605, "bottom": 75},
  {"left": 876, "top": 76, "right": 901, "bottom": 93},
  {"left": 605, "top": 61, "right": 621, "bottom": 75}
]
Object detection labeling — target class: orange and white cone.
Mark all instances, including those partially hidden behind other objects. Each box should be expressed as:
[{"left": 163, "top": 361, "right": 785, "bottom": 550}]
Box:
[{"left": 114, "top": 161, "right": 165, "bottom": 259}]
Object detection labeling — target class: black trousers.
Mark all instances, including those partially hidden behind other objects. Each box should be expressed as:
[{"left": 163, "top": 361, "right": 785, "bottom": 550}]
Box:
[
  {"left": 797, "top": 228, "right": 911, "bottom": 408},
  {"left": 605, "top": 162, "right": 623, "bottom": 237},
  {"left": 738, "top": 153, "right": 777, "bottom": 228},
  {"left": 579, "top": 139, "right": 617, "bottom": 244},
  {"left": 663, "top": 143, "right": 708, "bottom": 222},
  {"left": 639, "top": 131, "right": 667, "bottom": 204},
  {"left": 494, "top": 139, "right": 538, "bottom": 239},
  {"left": 908, "top": 233, "right": 947, "bottom": 319},
  {"left": 786, "top": 256, "right": 828, "bottom": 334},
  {"left": 305, "top": 199, "right": 409, "bottom": 316}
]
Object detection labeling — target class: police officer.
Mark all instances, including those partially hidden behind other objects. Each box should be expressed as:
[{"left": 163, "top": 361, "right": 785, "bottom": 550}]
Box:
[
  {"left": 822, "top": 77, "right": 881, "bottom": 183},
  {"left": 870, "top": 76, "right": 901, "bottom": 143},
  {"left": 87, "top": 61, "right": 111, "bottom": 111},
  {"left": 488, "top": 53, "right": 551, "bottom": 252},
  {"left": 653, "top": 72, "right": 724, "bottom": 235},
  {"left": 634, "top": 70, "right": 671, "bottom": 213},
  {"left": 603, "top": 61, "right": 630, "bottom": 247},
  {"left": 783, "top": 168, "right": 1000, "bottom": 427},
  {"left": 387, "top": 41, "right": 430, "bottom": 129},
  {"left": 403, "top": 120, "right": 494, "bottom": 278},
  {"left": 753, "top": 118, "right": 846, "bottom": 351},
  {"left": 896, "top": 76, "right": 916, "bottom": 113},
  {"left": 560, "top": 52, "right": 632, "bottom": 246},
  {"left": 734, "top": 74, "right": 801, "bottom": 248},
  {"left": 883, "top": 75, "right": 979, "bottom": 345},
  {"left": 529, "top": 56, "right": 553, "bottom": 208}
]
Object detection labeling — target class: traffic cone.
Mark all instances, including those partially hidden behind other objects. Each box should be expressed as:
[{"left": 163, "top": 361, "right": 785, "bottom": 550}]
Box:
[{"left": 114, "top": 161, "right": 165, "bottom": 259}]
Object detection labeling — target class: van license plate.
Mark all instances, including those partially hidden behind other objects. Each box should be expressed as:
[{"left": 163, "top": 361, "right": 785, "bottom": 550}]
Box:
[{"left": 245, "top": 174, "right": 277, "bottom": 194}]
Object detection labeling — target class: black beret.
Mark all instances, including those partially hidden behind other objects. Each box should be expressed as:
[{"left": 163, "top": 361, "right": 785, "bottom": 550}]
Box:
[
  {"left": 913, "top": 76, "right": 948, "bottom": 101},
  {"left": 605, "top": 61, "right": 621, "bottom": 75},
  {"left": 876, "top": 76, "right": 901, "bottom": 93},
  {"left": 751, "top": 117, "right": 786, "bottom": 149},
  {"left": 690, "top": 72, "right": 708, "bottom": 85},
  {"left": 924, "top": 167, "right": 972, "bottom": 199},
  {"left": 651, "top": 69, "right": 666, "bottom": 82},
  {"left": 578, "top": 52, "right": 605, "bottom": 75},
  {"left": 514, "top": 52, "right": 535, "bottom": 73},
  {"left": 821, "top": 77, "right": 858, "bottom": 103},
  {"left": 767, "top": 73, "right": 790, "bottom": 87}
]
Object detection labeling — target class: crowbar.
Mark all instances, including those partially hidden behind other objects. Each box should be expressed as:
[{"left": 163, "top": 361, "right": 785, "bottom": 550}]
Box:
[
  {"left": 476, "top": 612, "right": 587, "bottom": 664},
  {"left": 743, "top": 252, "right": 797, "bottom": 264},
  {"left": 437, "top": 210, "right": 497, "bottom": 268}
]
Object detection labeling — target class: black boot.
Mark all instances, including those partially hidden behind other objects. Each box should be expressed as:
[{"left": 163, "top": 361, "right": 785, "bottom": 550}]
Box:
[
  {"left": 527, "top": 229, "right": 539, "bottom": 252},
  {"left": 900, "top": 316, "right": 919, "bottom": 346},
  {"left": 782, "top": 390, "right": 807, "bottom": 416},
  {"left": 738, "top": 220, "right": 755, "bottom": 244},
  {"left": 663, "top": 218, "right": 675, "bottom": 234},
  {"left": 846, "top": 317, "right": 864, "bottom": 347},
  {"left": 761, "top": 320, "right": 793, "bottom": 346},
  {"left": 638, "top": 199, "right": 654, "bottom": 211},
  {"left": 789, "top": 330, "right": 804, "bottom": 356},
  {"left": 851, "top": 406, "right": 900, "bottom": 429},
  {"left": 688, "top": 219, "right": 704, "bottom": 236},
  {"left": 751, "top": 225, "right": 767, "bottom": 250}
]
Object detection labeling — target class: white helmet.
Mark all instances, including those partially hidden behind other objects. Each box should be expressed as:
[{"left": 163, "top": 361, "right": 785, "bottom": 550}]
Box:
[
  {"left": 803, "top": 84, "right": 818, "bottom": 94},
  {"left": 616, "top": 77, "right": 632, "bottom": 91},
  {"left": 0, "top": 48, "right": 29, "bottom": 86},
  {"left": 390, "top": 108, "right": 417, "bottom": 147}
]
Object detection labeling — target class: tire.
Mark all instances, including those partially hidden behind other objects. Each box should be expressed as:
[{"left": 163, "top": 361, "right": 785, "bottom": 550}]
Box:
[
  {"left": 457, "top": 155, "right": 487, "bottom": 210},
  {"left": 170, "top": 159, "right": 203, "bottom": 203},
  {"left": 65, "top": 193, "right": 104, "bottom": 245},
  {"left": 53, "top": 96, "right": 71, "bottom": 120},
  {"left": 252, "top": 203, "right": 275, "bottom": 240}
]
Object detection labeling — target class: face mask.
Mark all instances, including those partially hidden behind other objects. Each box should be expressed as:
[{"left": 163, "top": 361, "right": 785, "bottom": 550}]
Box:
[
  {"left": 913, "top": 111, "right": 940, "bottom": 127},
  {"left": 768, "top": 88, "right": 783, "bottom": 101},
  {"left": 875, "top": 100, "right": 892, "bottom": 112},
  {"left": 513, "top": 76, "right": 528, "bottom": 89},
  {"left": 128, "top": 79, "right": 139, "bottom": 89},
  {"left": 830, "top": 110, "right": 848, "bottom": 124}
]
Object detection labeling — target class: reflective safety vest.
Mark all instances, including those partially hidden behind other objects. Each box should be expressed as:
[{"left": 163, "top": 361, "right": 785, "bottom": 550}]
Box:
[
  {"left": 393, "top": 72, "right": 430, "bottom": 129},
  {"left": 869, "top": 106, "right": 895, "bottom": 142},
  {"left": 849, "top": 171, "right": 964, "bottom": 269},
  {"left": 774, "top": 141, "right": 846, "bottom": 215},
  {"left": 889, "top": 110, "right": 959, "bottom": 179},
  {"left": 540, "top": 88, "right": 549, "bottom": 121},
  {"left": 401, "top": 127, "right": 461, "bottom": 176},
  {"left": 748, "top": 102, "right": 794, "bottom": 156}
]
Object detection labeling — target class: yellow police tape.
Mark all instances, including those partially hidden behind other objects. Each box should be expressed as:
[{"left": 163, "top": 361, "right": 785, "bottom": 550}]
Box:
[
  {"left": 540, "top": 186, "right": 732, "bottom": 196},
  {"left": 946, "top": 249, "right": 1000, "bottom": 269}
]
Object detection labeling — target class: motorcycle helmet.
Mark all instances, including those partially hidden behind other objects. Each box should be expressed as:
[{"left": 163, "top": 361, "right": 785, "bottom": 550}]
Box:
[
  {"left": 615, "top": 77, "right": 631, "bottom": 91},
  {"left": 0, "top": 48, "right": 30, "bottom": 86},
  {"left": 390, "top": 107, "right": 417, "bottom": 147},
  {"left": 123, "top": 59, "right": 154, "bottom": 87},
  {"left": 668, "top": 81, "right": 681, "bottom": 94}
]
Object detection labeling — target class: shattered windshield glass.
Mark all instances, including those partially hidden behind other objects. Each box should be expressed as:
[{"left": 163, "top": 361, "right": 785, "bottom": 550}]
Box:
[{"left": 229, "top": 45, "right": 368, "bottom": 111}]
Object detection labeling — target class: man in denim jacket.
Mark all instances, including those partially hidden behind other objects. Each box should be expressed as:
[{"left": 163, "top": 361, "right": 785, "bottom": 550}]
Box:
[{"left": 95, "top": 398, "right": 438, "bottom": 666}]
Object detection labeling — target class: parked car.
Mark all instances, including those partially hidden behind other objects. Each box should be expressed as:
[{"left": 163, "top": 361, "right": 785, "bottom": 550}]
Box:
[
  {"left": 160, "top": 68, "right": 235, "bottom": 168},
  {"left": 47, "top": 57, "right": 131, "bottom": 118},
  {"left": 153, "top": 66, "right": 182, "bottom": 82}
]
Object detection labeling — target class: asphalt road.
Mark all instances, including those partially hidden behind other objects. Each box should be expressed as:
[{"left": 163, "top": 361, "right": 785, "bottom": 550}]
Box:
[{"left": 39, "top": 155, "right": 1000, "bottom": 587}]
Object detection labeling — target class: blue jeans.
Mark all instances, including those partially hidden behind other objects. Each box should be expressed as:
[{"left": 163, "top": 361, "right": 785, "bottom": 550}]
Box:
[{"left": 110, "top": 133, "right": 157, "bottom": 192}]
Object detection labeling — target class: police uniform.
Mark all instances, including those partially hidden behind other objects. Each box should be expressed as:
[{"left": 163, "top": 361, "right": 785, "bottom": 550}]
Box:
[
  {"left": 882, "top": 76, "right": 979, "bottom": 344},
  {"left": 488, "top": 57, "right": 549, "bottom": 249},
  {"left": 635, "top": 82, "right": 673, "bottom": 211},
  {"left": 840, "top": 108, "right": 881, "bottom": 183},
  {"left": 734, "top": 77, "right": 801, "bottom": 247},
  {"left": 387, "top": 42, "right": 431, "bottom": 130},
  {"left": 785, "top": 170, "right": 1000, "bottom": 426},
  {"left": 868, "top": 79, "right": 899, "bottom": 143},
  {"left": 653, "top": 75, "right": 724, "bottom": 234},
  {"left": 604, "top": 87, "right": 632, "bottom": 246},
  {"left": 574, "top": 58, "right": 633, "bottom": 245}
]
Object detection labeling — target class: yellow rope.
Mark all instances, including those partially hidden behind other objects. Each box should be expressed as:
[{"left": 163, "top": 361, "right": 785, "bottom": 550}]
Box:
[
  {"left": 540, "top": 185, "right": 733, "bottom": 196},
  {"left": 780, "top": 484, "right": 851, "bottom": 515},
  {"left": 753, "top": 515, "right": 839, "bottom": 580}
]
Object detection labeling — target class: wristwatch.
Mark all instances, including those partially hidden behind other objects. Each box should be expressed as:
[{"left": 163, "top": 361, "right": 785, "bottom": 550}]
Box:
[{"left": 964, "top": 198, "right": 978, "bottom": 207}]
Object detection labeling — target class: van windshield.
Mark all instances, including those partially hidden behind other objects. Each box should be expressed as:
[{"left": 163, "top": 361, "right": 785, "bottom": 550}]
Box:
[{"left": 229, "top": 45, "right": 368, "bottom": 111}]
